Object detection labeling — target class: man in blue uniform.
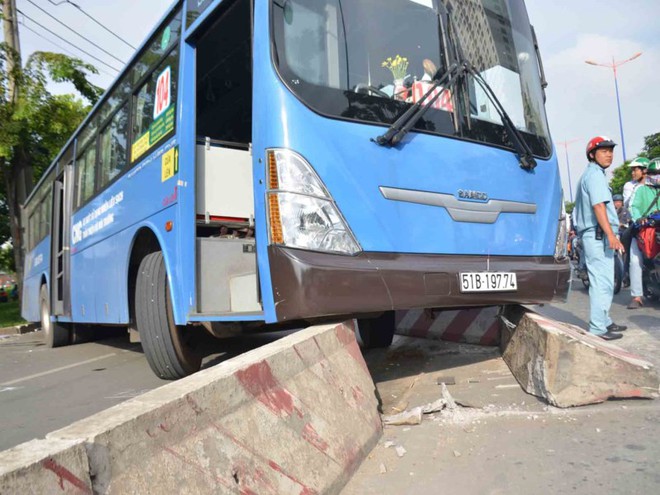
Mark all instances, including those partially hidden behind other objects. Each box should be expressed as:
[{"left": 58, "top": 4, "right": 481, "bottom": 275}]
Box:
[{"left": 573, "top": 136, "right": 626, "bottom": 340}]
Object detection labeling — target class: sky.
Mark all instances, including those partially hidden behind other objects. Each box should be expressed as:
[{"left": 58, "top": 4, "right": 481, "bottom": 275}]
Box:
[{"left": 7, "top": 0, "right": 660, "bottom": 202}]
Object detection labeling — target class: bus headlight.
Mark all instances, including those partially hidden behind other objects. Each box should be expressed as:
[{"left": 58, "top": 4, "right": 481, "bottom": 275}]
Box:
[
  {"left": 554, "top": 194, "right": 568, "bottom": 260},
  {"left": 267, "top": 149, "right": 361, "bottom": 255}
]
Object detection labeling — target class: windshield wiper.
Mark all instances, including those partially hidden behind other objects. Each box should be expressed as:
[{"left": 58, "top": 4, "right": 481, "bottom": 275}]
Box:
[
  {"left": 441, "top": 2, "right": 537, "bottom": 171},
  {"left": 374, "top": 62, "right": 463, "bottom": 147},
  {"left": 466, "top": 64, "right": 537, "bottom": 171}
]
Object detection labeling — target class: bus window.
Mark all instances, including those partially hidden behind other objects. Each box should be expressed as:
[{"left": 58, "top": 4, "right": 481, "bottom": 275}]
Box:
[
  {"left": 100, "top": 104, "right": 129, "bottom": 187},
  {"left": 76, "top": 146, "right": 97, "bottom": 207},
  {"left": 78, "top": 118, "right": 98, "bottom": 151},
  {"left": 40, "top": 190, "right": 51, "bottom": 241},
  {"left": 28, "top": 209, "right": 39, "bottom": 251},
  {"left": 131, "top": 49, "right": 179, "bottom": 163},
  {"left": 99, "top": 79, "right": 131, "bottom": 124},
  {"left": 132, "top": 14, "right": 183, "bottom": 86}
]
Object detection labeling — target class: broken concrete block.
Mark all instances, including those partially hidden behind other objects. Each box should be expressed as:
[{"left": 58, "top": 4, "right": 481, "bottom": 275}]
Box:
[
  {"left": 382, "top": 408, "right": 423, "bottom": 426},
  {"left": 502, "top": 311, "right": 660, "bottom": 408}
]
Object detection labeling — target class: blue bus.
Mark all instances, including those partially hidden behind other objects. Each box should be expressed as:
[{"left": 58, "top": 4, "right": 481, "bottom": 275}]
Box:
[{"left": 21, "top": 0, "right": 569, "bottom": 379}]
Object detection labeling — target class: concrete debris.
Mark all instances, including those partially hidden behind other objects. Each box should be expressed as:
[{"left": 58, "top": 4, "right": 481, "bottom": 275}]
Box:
[
  {"left": 383, "top": 441, "right": 395, "bottom": 449},
  {"left": 453, "top": 450, "right": 462, "bottom": 457},
  {"left": 379, "top": 463, "right": 387, "bottom": 474},
  {"left": 421, "top": 398, "right": 448, "bottom": 414},
  {"left": 383, "top": 386, "right": 467, "bottom": 427},
  {"left": 440, "top": 382, "right": 458, "bottom": 410},
  {"left": 382, "top": 408, "right": 423, "bottom": 426},
  {"left": 395, "top": 446, "right": 407, "bottom": 458}
]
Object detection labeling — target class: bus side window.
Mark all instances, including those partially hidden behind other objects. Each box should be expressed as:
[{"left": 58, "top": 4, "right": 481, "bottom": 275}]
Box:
[
  {"left": 40, "top": 190, "right": 51, "bottom": 241},
  {"left": 130, "top": 49, "right": 179, "bottom": 163},
  {"left": 100, "top": 104, "right": 129, "bottom": 187},
  {"left": 29, "top": 209, "right": 38, "bottom": 251},
  {"left": 76, "top": 146, "right": 97, "bottom": 208}
]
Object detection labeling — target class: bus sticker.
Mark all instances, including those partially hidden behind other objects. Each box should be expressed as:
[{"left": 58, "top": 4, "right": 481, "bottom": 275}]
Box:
[
  {"left": 154, "top": 67, "right": 171, "bottom": 119},
  {"left": 131, "top": 105, "right": 175, "bottom": 163},
  {"left": 161, "top": 146, "right": 179, "bottom": 182},
  {"left": 150, "top": 106, "right": 175, "bottom": 146}
]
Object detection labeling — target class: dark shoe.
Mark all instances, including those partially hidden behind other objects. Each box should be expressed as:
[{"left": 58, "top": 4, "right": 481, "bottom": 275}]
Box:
[
  {"left": 627, "top": 298, "right": 643, "bottom": 309},
  {"left": 606, "top": 323, "right": 628, "bottom": 333},
  {"left": 599, "top": 330, "right": 623, "bottom": 341}
]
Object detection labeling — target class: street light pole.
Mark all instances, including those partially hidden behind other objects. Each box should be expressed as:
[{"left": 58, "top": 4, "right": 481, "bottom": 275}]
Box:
[
  {"left": 556, "top": 139, "right": 580, "bottom": 202},
  {"left": 585, "top": 52, "right": 642, "bottom": 163}
]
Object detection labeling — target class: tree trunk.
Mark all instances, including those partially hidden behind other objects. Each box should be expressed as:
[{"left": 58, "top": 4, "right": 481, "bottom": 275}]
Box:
[{"left": 2, "top": 143, "right": 33, "bottom": 295}]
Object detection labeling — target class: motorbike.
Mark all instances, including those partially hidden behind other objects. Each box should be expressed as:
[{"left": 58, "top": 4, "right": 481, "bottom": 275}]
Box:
[
  {"left": 572, "top": 235, "right": 623, "bottom": 294},
  {"left": 640, "top": 212, "right": 660, "bottom": 300}
]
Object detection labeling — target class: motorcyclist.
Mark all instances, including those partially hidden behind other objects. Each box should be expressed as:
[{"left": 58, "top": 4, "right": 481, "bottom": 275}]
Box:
[
  {"left": 623, "top": 157, "right": 649, "bottom": 206},
  {"left": 628, "top": 158, "right": 660, "bottom": 308},
  {"left": 620, "top": 158, "right": 649, "bottom": 289},
  {"left": 613, "top": 194, "right": 629, "bottom": 231}
]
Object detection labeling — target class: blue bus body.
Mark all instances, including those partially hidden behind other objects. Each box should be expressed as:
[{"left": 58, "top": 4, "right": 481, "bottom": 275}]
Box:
[{"left": 22, "top": 0, "right": 570, "bottom": 378}]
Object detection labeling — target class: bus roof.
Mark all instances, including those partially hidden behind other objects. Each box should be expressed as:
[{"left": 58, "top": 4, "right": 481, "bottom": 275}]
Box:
[{"left": 25, "top": 0, "right": 181, "bottom": 206}]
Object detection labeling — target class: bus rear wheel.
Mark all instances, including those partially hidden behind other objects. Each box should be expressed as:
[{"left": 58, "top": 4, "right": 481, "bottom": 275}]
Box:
[
  {"left": 357, "top": 311, "right": 396, "bottom": 348},
  {"left": 40, "top": 285, "right": 69, "bottom": 347},
  {"left": 135, "top": 251, "right": 202, "bottom": 379}
]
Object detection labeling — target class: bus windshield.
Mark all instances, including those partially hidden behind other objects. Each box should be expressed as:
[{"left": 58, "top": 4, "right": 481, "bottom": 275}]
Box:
[{"left": 271, "top": 0, "right": 551, "bottom": 157}]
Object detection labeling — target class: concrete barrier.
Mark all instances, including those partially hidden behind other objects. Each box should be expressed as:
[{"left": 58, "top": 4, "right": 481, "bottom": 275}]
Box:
[
  {"left": 0, "top": 321, "right": 381, "bottom": 494},
  {"left": 0, "top": 439, "right": 91, "bottom": 494},
  {"left": 501, "top": 308, "right": 660, "bottom": 407}
]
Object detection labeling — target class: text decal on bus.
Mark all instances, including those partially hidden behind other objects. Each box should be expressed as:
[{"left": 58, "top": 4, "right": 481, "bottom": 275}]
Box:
[{"left": 154, "top": 67, "right": 171, "bottom": 119}]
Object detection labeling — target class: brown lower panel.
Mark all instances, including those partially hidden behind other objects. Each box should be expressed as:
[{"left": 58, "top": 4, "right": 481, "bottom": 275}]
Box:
[{"left": 268, "top": 246, "right": 571, "bottom": 321}]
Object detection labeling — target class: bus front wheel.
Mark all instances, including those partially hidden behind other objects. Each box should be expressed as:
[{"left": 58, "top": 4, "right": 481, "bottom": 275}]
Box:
[
  {"left": 40, "top": 285, "right": 69, "bottom": 347},
  {"left": 135, "top": 251, "right": 202, "bottom": 379},
  {"left": 357, "top": 311, "right": 396, "bottom": 349}
]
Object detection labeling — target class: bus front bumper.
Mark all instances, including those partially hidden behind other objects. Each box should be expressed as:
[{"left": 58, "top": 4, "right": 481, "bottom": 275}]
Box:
[{"left": 268, "top": 246, "right": 571, "bottom": 321}]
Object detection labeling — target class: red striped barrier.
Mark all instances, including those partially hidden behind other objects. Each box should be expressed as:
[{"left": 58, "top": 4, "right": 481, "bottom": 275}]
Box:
[{"left": 395, "top": 307, "right": 501, "bottom": 346}]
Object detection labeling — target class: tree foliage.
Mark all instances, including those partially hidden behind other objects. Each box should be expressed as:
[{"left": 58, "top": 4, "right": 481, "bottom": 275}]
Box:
[
  {"left": 0, "top": 36, "right": 101, "bottom": 294},
  {"left": 0, "top": 242, "right": 14, "bottom": 273},
  {"left": 639, "top": 132, "right": 660, "bottom": 160},
  {"left": 609, "top": 161, "right": 632, "bottom": 195},
  {"left": 608, "top": 132, "right": 660, "bottom": 193}
]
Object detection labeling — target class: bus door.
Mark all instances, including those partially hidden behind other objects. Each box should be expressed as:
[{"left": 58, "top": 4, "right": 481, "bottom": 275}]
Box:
[{"left": 50, "top": 158, "right": 74, "bottom": 317}]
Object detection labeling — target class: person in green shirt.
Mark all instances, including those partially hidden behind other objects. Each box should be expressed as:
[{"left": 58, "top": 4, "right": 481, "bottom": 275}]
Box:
[
  {"left": 628, "top": 158, "right": 660, "bottom": 308},
  {"left": 630, "top": 159, "right": 660, "bottom": 223}
]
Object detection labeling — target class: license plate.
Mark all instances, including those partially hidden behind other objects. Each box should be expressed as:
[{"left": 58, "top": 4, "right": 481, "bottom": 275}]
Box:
[{"left": 459, "top": 272, "right": 517, "bottom": 293}]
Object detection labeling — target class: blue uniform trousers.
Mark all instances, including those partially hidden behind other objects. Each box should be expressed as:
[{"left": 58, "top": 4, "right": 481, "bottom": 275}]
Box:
[{"left": 581, "top": 229, "right": 614, "bottom": 335}]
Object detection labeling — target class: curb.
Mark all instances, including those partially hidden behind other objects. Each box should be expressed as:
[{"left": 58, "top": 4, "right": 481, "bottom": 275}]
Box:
[
  {"left": 0, "top": 323, "right": 38, "bottom": 336},
  {"left": 0, "top": 320, "right": 381, "bottom": 494}
]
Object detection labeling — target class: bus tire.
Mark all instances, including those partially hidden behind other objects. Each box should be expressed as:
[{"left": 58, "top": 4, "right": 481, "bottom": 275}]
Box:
[
  {"left": 136, "top": 251, "right": 202, "bottom": 379},
  {"left": 357, "top": 311, "right": 396, "bottom": 348},
  {"left": 40, "top": 285, "right": 69, "bottom": 348}
]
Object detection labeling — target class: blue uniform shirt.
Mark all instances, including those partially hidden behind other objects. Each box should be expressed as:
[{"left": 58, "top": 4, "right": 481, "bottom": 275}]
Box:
[{"left": 574, "top": 163, "right": 618, "bottom": 233}]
